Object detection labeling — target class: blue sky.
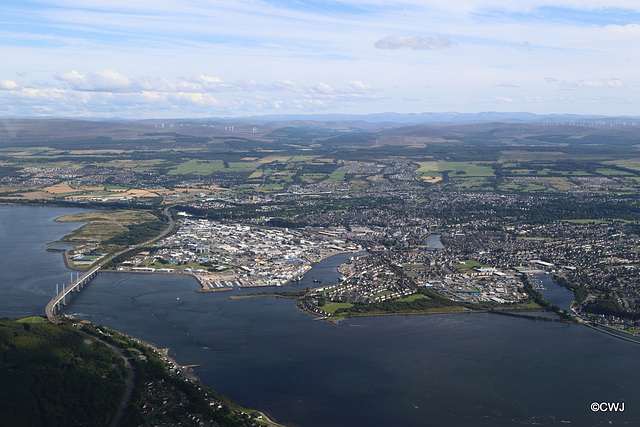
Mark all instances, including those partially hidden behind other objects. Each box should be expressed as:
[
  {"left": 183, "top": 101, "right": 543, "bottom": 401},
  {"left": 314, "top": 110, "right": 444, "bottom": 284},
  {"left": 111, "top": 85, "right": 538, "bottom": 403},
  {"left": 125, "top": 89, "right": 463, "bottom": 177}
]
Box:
[{"left": 0, "top": 0, "right": 639, "bottom": 118}]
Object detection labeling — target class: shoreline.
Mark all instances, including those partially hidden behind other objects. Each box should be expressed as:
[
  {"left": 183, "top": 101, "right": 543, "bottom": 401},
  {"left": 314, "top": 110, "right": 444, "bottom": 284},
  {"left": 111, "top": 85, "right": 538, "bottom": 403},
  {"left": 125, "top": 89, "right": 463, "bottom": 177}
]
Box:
[
  {"left": 61, "top": 250, "right": 640, "bottom": 345},
  {"left": 151, "top": 346, "right": 286, "bottom": 426},
  {"left": 314, "top": 307, "right": 555, "bottom": 324},
  {"left": 94, "top": 249, "right": 360, "bottom": 293},
  {"left": 582, "top": 322, "right": 640, "bottom": 345},
  {"left": 63, "top": 315, "right": 288, "bottom": 427},
  {"left": 62, "top": 249, "right": 87, "bottom": 272}
]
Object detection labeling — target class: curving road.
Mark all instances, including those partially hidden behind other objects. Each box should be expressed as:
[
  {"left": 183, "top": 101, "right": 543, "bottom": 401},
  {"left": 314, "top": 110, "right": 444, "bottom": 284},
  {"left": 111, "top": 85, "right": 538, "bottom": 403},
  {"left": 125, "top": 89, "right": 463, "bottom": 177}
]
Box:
[{"left": 99, "top": 340, "right": 136, "bottom": 427}]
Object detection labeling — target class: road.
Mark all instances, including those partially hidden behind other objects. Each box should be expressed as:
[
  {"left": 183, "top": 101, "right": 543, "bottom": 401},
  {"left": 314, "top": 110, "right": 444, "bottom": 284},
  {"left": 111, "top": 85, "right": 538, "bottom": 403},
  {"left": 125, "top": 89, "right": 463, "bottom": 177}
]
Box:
[{"left": 99, "top": 340, "right": 137, "bottom": 427}]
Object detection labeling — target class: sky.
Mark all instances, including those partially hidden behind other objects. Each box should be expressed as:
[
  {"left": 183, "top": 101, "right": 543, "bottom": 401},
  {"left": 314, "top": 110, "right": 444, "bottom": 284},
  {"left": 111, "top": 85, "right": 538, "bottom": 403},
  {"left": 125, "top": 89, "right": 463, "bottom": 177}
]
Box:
[{"left": 0, "top": 0, "right": 639, "bottom": 119}]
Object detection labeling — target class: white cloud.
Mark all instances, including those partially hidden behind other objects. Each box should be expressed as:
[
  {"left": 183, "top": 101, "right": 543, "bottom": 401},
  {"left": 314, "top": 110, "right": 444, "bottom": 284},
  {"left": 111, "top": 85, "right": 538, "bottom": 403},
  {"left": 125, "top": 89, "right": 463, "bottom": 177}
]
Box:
[
  {"left": 0, "top": 79, "right": 19, "bottom": 90},
  {"left": 0, "top": 68, "right": 385, "bottom": 118},
  {"left": 342, "top": 81, "right": 376, "bottom": 94},
  {"left": 169, "top": 92, "right": 222, "bottom": 106},
  {"left": 55, "top": 69, "right": 131, "bottom": 92},
  {"left": 135, "top": 76, "right": 175, "bottom": 92},
  {"left": 50, "top": 70, "right": 379, "bottom": 103},
  {"left": 181, "top": 75, "right": 234, "bottom": 92},
  {"left": 19, "top": 88, "right": 67, "bottom": 100},
  {"left": 375, "top": 35, "right": 456, "bottom": 50},
  {"left": 312, "top": 83, "right": 335, "bottom": 95},
  {"left": 577, "top": 78, "right": 623, "bottom": 88},
  {"left": 270, "top": 80, "right": 302, "bottom": 93},
  {"left": 545, "top": 77, "right": 624, "bottom": 90},
  {"left": 55, "top": 71, "right": 244, "bottom": 94}
]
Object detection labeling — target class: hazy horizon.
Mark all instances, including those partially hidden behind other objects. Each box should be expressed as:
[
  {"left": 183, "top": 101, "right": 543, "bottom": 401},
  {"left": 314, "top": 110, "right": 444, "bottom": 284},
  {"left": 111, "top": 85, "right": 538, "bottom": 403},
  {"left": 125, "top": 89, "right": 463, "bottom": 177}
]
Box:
[{"left": 3, "top": 111, "right": 640, "bottom": 125}]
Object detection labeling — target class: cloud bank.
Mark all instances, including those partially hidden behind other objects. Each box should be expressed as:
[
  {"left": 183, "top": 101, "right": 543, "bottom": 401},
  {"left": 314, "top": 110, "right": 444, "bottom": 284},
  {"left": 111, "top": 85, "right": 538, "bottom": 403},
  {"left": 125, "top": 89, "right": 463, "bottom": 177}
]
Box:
[{"left": 0, "top": 69, "right": 381, "bottom": 118}]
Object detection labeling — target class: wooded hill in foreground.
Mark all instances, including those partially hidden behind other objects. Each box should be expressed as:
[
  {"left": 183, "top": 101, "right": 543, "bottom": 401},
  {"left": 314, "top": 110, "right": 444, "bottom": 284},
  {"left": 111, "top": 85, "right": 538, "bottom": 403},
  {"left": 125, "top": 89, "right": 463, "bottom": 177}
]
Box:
[{"left": 0, "top": 317, "right": 259, "bottom": 427}]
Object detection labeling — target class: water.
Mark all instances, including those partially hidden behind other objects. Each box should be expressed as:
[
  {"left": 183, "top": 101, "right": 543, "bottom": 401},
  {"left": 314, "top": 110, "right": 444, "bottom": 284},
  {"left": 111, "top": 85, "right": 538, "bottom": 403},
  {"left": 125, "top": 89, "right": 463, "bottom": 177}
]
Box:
[
  {"left": 0, "top": 205, "right": 90, "bottom": 318},
  {"left": 537, "top": 274, "right": 574, "bottom": 312},
  {"left": 1, "top": 205, "right": 639, "bottom": 426},
  {"left": 424, "top": 232, "right": 444, "bottom": 250},
  {"left": 66, "top": 274, "right": 640, "bottom": 426}
]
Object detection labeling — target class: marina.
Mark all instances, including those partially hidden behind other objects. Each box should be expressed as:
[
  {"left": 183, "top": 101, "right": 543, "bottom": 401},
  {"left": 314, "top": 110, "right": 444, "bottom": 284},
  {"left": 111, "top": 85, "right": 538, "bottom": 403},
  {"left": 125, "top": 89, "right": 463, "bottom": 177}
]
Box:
[{"left": 531, "top": 276, "right": 547, "bottom": 291}]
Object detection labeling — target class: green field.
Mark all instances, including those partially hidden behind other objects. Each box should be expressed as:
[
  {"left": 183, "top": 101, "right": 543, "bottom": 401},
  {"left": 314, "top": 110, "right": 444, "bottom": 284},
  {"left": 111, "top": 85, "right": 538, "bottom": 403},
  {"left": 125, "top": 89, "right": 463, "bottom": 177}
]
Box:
[
  {"left": 415, "top": 161, "right": 495, "bottom": 177},
  {"left": 373, "top": 290, "right": 394, "bottom": 297},
  {"left": 415, "top": 161, "right": 440, "bottom": 173},
  {"left": 320, "top": 302, "right": 354, "bottom": 314},
  {"left": 538, "top": 177, "right": 575, "bottom": 190},
  {"left": 168, "top": 160, "right": 227, "bottom": 175},
  {"left": 452, "top": 259, "right": 486, "bottom": 270},
  {"left": 597, "top": 168, "right": 634, "bottom": 176},
  {"left": 328, "top": 171, "right": 346, "bottom": 181},
  {"left": 248, "top": 170, "right": 264, "bottom": 179},
  {"left": 500, "top": 182, "right": 550, "bottom": 192},
  {"left": 396, "top": 294, "right": 429, "bottom": 303},
  {"left": 604, "top": 159, "right": 640, "bottom": 171}
]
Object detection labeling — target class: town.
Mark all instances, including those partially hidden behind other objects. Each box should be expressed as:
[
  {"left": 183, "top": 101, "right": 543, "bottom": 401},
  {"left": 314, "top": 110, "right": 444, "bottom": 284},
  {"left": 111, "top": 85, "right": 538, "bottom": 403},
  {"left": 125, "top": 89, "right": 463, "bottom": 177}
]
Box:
[
  {"left": 117, "top": 215, "right": 360, "bottom": 290},
  {"left": 79, "top": 196, "right": 640, "bottom": 334},
  {"left": 4, "top": 119, "right": 640, "bottom": 333}
]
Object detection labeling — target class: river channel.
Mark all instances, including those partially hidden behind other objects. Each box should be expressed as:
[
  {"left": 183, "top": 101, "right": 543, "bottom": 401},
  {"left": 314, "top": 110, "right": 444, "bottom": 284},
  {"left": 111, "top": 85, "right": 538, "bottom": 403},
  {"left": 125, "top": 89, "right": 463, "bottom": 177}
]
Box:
[{"left": 1, "top": 205, "right": 639, "bottom": 426}]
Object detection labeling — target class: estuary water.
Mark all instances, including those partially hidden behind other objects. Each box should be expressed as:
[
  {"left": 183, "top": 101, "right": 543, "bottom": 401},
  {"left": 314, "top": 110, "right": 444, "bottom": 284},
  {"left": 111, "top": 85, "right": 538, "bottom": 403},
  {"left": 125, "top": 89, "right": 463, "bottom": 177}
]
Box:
[
  {"left": 537, "top": 273, "right": 575, "bottom": 312},
  {"left": 0, "top": 205, "right": 91, "bottom": 318},
  {"left": 1, "top": 205, "right": 639, "bottom": 426}
]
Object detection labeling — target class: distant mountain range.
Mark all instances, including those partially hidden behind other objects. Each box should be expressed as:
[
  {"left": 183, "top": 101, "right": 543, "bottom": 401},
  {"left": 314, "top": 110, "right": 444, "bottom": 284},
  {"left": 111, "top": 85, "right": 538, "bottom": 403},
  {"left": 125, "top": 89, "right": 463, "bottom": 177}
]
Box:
[
  {"left": 5, "top": 111, "right": 640, "bottom": 126},
  {"left": 243, "top": 111, "right": 640, "bottom": 124},
  {"left": 2, "top": 112, "right": 640, "bottom": 144}
]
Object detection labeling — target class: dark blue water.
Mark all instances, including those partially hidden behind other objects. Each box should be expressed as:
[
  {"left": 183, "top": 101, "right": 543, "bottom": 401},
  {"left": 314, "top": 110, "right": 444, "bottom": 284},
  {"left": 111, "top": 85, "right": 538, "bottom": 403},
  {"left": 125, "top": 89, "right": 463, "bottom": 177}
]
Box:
[
  {"left": 0, "top": 205, "right": 90, "bottom": 318},
  {"left": 537, "top": 274, "right": 575, "bottom": 312},
  {"left": 2, "top": 205, "right": 639, "bottom": 426}
]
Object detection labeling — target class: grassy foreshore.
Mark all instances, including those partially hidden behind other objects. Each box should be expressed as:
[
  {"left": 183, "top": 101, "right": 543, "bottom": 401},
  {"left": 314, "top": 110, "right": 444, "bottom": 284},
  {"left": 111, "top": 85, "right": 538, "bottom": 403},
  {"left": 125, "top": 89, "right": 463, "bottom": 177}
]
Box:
[{"left": 228, "top": 289, "right": 557, "bottom": 324}]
